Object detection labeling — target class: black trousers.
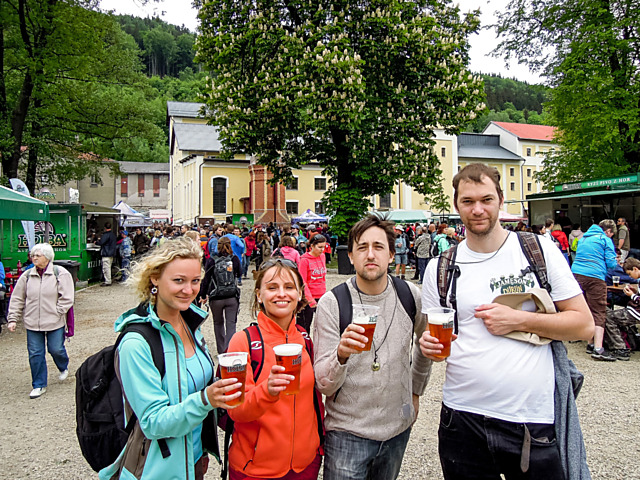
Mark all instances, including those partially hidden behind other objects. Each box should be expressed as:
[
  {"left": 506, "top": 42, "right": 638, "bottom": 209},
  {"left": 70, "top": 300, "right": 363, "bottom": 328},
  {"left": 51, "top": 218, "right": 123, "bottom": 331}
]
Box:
[
  {"left": 297, "top": 302, "right": 318, "bottom": 333},
  {"left": 438, "top": 404, "right": 564, "bottom": 480}
]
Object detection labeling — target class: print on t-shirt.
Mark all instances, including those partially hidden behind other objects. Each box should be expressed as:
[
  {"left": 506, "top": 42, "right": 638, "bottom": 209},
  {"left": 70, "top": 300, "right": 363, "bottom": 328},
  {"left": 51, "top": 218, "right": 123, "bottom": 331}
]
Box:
[{"left": 490, "top": 272, "right": 535, "bottom": 294}]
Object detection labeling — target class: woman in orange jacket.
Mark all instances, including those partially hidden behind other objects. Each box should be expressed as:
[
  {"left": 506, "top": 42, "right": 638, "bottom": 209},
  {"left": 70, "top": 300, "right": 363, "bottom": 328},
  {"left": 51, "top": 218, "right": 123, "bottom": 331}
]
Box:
[{"left": 226, "top": 258, "right": 323, "bottom": 479}]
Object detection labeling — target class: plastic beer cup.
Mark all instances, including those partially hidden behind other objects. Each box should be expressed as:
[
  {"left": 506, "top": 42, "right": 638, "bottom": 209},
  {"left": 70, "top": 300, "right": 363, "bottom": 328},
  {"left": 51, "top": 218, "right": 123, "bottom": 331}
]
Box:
[
  {"left": 352, "top": 304, "right": 380, "bottom": 352},
  {"left": 426, "top": 307, "right": 455, "bottom": 360},
  {"left": 218, "top": 352, "right": 248, "bottom": 406},
  {"left": 274, "top": 344, "right": 303, "bottom": 395},
  {"left": 612, "top": 276, "right": 620, "bottom": 287}
]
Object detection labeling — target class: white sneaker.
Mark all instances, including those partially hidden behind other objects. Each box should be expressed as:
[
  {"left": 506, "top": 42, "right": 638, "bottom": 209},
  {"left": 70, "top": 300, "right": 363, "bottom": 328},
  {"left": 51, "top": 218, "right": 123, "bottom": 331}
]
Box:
[
  {"left": 29, "top": 387, "right": 47, "bottom": 399},
  {"left": 59, "top": 369, "right": 69, "bottom": 381}
]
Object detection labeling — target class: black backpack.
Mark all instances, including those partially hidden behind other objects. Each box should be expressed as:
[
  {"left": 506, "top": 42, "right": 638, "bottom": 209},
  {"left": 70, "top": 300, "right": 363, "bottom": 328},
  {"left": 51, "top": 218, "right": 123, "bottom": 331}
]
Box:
[
  {"left": 429, "top": 238, "right": 440, "bottom": 257},
  {"left": 208, "top": 255, "right": 239, "bottom": 299},
  {"left": 75, "top": 321, "right": 170, "bottom": 472}
]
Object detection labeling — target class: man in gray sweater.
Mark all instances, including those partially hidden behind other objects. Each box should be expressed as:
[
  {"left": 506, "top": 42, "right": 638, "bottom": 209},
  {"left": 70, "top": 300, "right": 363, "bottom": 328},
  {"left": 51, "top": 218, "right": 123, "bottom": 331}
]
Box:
[{"left": 314, "top": 215, "right": 432, "bottom": 480}]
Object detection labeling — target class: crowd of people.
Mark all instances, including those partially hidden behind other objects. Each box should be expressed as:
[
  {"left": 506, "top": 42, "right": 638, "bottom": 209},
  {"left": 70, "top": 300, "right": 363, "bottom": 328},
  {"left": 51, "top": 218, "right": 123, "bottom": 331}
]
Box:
[{"left": 5, "top": 162, "right": 640, "bottom": 480}]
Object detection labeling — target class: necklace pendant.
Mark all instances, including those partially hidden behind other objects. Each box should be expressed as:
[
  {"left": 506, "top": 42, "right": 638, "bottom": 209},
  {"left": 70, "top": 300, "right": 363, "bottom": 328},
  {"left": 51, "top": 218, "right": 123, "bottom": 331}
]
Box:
[{"left": 371, "top": 362, "right": 380, "bottom": 371}]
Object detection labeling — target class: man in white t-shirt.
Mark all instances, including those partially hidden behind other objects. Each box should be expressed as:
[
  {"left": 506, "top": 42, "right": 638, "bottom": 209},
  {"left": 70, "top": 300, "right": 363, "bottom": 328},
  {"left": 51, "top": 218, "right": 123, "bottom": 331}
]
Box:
[{"left": 420, "top": 163, "right": 593, "bottom": 479}]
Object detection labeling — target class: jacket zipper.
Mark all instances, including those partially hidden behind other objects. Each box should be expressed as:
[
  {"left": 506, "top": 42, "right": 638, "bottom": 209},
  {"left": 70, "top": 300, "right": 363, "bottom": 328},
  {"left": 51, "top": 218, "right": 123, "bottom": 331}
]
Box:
[
  {"left": 291, "top": 395, "right": 297, "bottom": 470},
  {"left": 169, "top": 327, "right": 190, "bottom": 480}
]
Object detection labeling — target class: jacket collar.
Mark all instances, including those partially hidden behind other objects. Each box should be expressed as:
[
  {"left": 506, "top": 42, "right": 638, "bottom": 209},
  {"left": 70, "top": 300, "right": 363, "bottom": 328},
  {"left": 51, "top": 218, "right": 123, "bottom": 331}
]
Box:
[
  {"left": 116, "top": 301, "right": 208, "bottom": 333},
  {"left": 257, "top": 311, "right": 298, "bottom": 337}
]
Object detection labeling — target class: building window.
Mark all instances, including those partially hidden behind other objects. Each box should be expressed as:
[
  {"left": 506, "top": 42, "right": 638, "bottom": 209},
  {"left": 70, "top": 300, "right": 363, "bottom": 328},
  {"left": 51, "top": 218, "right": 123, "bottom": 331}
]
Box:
[
  {"left": 153, "top": 174, "right": 160, "bottom": 197},
  {"left": 121, "top": 175, "right": 128, "bottom": 197},
  {"left": 314, "top": 177, "right": 327, "bottom": 190},
  {"left": 526, "top": 147, "right": 532, "bottom": 156},
  {"left": 212, "top": 177, "right": 227, "bottom": 214},
  {"left": 315, "top": 201, "right": 325, "bottom": 214},
  {"left": 510, "top": 182, "right": 516, "bottom": 191},
  {"left": 441, "top": 147, "right": 446, "bottom": 157},
  {"left": 527, "top": 183, "right": 532, "bottom": 192},
  {"left": 286, "top": 176, "right": 299, "bottom": 190},
  {"left": 286, "top": 201, "right": 299, "bottom": 215},
  {"left": 379, "top": 193, "right": 391, "bottom": 209},
  {"left": 90, "top": 173, "right": 99, "bottom": 187},
  {"left": 509, "top": 167, "right": 515, "bottom": 176},
  {"left": 138, "top": 175, "right": 145, "bottom": 197},
  {"left": 527, "top": 168, "right": 532, "bottom": 177}
]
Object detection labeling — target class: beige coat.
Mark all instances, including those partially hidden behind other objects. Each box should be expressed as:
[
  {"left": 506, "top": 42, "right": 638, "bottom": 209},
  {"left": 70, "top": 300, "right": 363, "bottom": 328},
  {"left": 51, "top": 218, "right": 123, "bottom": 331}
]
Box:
[{"left": 8, "top": 263, "right": 74, "bottom": 331}]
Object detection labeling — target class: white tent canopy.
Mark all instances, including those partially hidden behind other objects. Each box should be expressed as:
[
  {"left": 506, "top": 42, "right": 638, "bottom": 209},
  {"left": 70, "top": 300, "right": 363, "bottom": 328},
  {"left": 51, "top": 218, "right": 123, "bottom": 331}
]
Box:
[
  {"left": 292, "top": 209, "right": 328, "bottom": 224},
  {"left": 113, "top": 201, "right": 152, "bottom": 227}
]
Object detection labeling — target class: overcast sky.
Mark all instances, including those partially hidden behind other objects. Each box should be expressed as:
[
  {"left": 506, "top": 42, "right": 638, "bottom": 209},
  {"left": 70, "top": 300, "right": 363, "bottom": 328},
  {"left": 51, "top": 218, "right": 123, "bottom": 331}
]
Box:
[{"left": 100, "top": 0, "right": 542, "bottom": 84}]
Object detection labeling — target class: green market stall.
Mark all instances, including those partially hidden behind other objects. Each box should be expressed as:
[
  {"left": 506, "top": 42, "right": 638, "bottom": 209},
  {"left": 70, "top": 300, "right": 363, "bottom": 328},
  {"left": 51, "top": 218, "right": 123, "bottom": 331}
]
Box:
[
  {"left": 0, "top": 203, "right": 120, "bottom": 285},
  {"left": 524, "top": 174, "right": 640, "bottom": 248}
]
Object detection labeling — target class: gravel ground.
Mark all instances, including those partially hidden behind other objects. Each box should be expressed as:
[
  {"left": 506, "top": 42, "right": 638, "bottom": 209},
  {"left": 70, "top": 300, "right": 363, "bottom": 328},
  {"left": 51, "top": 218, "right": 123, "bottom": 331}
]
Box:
[{"left": 1, "top": 272, "right": 639, "bottom": 480}]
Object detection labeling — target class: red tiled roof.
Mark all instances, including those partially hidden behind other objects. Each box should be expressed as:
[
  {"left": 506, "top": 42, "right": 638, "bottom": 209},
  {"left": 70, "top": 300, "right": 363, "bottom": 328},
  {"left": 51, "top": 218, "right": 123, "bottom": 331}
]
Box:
[{"left": 491, "top": 122, "right": 557, "bottom": 141}]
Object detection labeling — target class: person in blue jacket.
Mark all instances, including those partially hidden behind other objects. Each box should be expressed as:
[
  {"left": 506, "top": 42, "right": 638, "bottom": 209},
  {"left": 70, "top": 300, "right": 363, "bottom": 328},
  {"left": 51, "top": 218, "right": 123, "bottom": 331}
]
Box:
[
  {"left": 571, "top": 220, "right": 618, "bottom": 361},
  {"left": 99, "top": 237, "right": 242, "bottom": 480}
]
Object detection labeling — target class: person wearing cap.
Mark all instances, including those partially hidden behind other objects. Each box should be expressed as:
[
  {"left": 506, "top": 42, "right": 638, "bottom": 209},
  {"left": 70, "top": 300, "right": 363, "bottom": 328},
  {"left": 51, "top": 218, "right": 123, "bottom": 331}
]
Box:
[
  {"left": 292, "top": 225, "right": 307, "bottom": 247},
  {"left": 420, "top": 163, "right": 593, "bottom": 479},
  {"left": 119, "top": 230, "right": 132, "bottom": 282}
]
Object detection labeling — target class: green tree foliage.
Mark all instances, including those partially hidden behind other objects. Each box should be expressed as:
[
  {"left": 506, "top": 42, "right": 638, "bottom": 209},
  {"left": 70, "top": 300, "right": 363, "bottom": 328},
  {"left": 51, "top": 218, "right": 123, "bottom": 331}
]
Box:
[
  {"left": 195, "top": 0, "right": 486, "bottom": 239},
  {"left": 0, "top": 0, "right": 165, "bottom": 192},
  {"left": 114, "top": 14, "right": 196, "bottom": 77},
  {"left": 494, "top": 0, "right": 640, "bottom": 186}
]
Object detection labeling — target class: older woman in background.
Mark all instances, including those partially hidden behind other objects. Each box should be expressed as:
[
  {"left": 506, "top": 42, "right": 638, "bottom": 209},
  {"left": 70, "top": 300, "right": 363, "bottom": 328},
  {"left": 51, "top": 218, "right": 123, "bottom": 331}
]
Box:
[{"left": 7, "top": 243, "right": 74, "bottom": 399}]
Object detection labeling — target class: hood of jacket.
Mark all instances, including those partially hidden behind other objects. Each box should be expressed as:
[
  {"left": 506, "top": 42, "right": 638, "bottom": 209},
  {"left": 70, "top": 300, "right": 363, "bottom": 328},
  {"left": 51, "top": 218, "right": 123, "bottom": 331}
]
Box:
[{"left": 582, "top": 224, "right": 604, "bottom": 239}]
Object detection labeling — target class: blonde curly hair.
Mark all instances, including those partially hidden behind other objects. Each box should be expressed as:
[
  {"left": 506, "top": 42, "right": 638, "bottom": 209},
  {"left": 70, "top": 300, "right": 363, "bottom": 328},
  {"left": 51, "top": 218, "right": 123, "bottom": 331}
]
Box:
[{"left": 127, "top": 237, "right": 203, "bottom": 304}]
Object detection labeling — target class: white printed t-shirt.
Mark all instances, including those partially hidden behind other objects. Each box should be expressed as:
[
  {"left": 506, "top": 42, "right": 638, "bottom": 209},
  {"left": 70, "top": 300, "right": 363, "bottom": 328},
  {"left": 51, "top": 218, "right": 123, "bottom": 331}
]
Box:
[{"left": 422, "top": 233, "right": 582, "bottom": 424}]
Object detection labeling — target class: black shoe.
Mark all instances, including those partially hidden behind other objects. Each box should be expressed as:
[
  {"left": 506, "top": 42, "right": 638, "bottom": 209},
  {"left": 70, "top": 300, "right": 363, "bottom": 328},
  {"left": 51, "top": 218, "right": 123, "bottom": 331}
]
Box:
[
  {"left": 613, "top": 349, "right": 631, "bottom": 361},
  {"left": 591, "top": 348, "right": 616, "bottom": 361},
  {"left": 586, "top": 343, "right": 594, "bottom": 354},
  {"left": 100, "top": 283, "right": 111, "bottom": 287}
]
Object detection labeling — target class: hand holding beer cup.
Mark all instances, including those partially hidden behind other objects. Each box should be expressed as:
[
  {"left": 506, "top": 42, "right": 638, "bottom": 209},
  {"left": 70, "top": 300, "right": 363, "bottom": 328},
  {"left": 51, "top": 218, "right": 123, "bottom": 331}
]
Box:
[
  {"left": 266, "top": 364, "right": 296, "bottom": 397},
  {"left": 206, "top": 377, "right": 244, "bottom": 409},
  {"left": 421, "top": 308, "right": 456, "bottom": 361},
  {"left": 217, "top": 352, "right": 249, "bottom": 407},
  {"left": 351, "top": 304, "right": 379, "bottom": 352},
  {"left": 273, "top": 344, "right": 303, "bottom": 395}
]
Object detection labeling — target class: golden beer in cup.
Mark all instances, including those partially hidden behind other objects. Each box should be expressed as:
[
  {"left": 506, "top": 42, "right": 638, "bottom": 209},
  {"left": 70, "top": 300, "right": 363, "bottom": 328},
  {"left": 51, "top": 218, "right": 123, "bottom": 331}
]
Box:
[
  {"left": 218, "top": 352, "right": 248, "bottom": 406},
  {"left": 352, "top": 304, "right": 380, "bottom": 352},
  {"left": 273, "top": 344, "right": 303, "bottom": 395},
  {"left": 426, "top": 307, "right": 455, "bottom": 360}
]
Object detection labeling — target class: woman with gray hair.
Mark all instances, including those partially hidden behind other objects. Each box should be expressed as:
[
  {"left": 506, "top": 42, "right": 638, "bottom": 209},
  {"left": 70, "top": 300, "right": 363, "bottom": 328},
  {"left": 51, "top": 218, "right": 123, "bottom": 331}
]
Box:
[{"left": 7, "top": 243, "right": 74, "bottom": 399}]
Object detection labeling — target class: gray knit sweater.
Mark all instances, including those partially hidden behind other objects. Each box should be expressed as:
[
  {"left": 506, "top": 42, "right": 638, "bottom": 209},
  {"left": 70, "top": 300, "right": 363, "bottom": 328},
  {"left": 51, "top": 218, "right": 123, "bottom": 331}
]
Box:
[{"left": 314, "top": 276, "right": 432, "bottom": 441}]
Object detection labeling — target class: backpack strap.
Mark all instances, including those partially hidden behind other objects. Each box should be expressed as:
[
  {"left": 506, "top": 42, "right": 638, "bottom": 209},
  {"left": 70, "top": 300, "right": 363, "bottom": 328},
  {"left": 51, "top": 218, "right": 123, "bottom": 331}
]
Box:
[
  {"left": 116, "top": 322, "right": 170, "bottom": 459},
  {"left": 332, "top": 282, "right": 353, "bottom": 336},
  {"left": 295, "top": 324, "right": 325, "bottom": 447},
  {"left": 390, "top": 276, "right": 417, "bottom": 326},
  {"left": 436, "top": 246, "right": 460, "bottom": 334},
  {"left": 516, "top": 231, "right": 551, "bottom": 293},
  {"left": 244, "top": 323, "right": 265, "bottom": 380}
]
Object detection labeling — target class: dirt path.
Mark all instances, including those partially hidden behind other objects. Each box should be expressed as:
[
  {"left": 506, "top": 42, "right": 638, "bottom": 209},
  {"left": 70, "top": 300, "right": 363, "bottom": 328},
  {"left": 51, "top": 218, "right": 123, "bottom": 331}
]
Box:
[{"left": 1, "top": 277, "right": 639, "bottom": 479}]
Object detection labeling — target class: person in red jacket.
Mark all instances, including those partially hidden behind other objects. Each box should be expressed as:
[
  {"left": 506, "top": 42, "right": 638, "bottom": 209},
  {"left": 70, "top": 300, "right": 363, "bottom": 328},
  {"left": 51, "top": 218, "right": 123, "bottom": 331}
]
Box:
[
  {"left": 226, "top": 259, "right": 323, "bottom": 480},
  {"left": 297, "top": 234, "right": 327, "bottom": 333},
  {"left": 551, "top": 224, "right": 571, "bottom": 264}
]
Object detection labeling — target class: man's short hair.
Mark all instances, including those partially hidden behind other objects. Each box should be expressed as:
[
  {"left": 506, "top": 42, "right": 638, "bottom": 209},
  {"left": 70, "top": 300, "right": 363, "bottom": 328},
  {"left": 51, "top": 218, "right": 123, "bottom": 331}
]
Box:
[
  {"left": 618, "top": 217, "right": 627, "bottom": 224},
  {"left": 348, "top": 215, "right": 396, "bottom": 254},
  {"left": 452, "top": 163, "right": 503, "bottom": 207},
  {"left": 104, "top": 222, "right": 112, "bottom": 230},
  {"left": 599, "top": 219, "right": 616, "bottom": 233},
  {"left": 623, "top": 257, "right": 640, "bottom": 271},
  {"left": 545, "top": 218, "right": 554, "bottom": 228},
  {"left": 226, "top": 223, "right": 235, "bottom": 233}
]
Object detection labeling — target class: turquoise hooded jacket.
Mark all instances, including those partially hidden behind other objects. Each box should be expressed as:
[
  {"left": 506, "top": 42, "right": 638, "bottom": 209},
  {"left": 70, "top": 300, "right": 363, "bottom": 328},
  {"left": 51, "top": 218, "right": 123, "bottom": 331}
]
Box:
[
  {"left": 571, "top": 224, "right": 617, "bottom": 281},
  {"left": 99, "top": 302, "right": 217, "bottom": 480}
]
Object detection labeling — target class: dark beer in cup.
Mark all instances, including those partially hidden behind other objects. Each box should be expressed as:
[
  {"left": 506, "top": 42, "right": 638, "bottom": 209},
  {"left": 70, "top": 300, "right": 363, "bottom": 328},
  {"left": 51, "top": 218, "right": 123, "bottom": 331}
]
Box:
[
  {"left": 352, "top": 304, "right": 380, "bottom": 352},
  {"left": 426, "top": 308, "right": 455, "bottom": 360},
  {"left": 218, "top": 352, "right": 248, "bottom": 406},
  {"left": 274, "top": 344, "right": 303, "bottom": 395}
]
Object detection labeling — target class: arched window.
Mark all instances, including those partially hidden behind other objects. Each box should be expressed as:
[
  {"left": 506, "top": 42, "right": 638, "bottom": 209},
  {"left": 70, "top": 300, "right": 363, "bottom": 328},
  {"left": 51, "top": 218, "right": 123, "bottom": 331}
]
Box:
[{"left": 212, "top": 177, "right": 227, "bottom": 213}]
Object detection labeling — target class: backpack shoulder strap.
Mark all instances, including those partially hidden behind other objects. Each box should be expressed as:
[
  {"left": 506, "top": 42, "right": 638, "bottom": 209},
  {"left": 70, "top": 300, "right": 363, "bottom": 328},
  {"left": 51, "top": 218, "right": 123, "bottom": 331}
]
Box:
[
  {"left": 331, "top": 282, "right": 353, "bottom": 336},
  {"left": 244, "top": 323, "right": 265, "bottom": 381},
  {"left": 390, "top": 276, "right": 416, "bottom": 326},
  {"left": 516, "top": 231, "right": 551, "bottom": 293},
  {"left": 294, "top": 323, "right": 325, "bottom": 447},
  {"left": 436, "top": 245, "right": 460, "bottom": 333},
  {"left": 119, "top": 323, "right": 166, "bottom": 378}
]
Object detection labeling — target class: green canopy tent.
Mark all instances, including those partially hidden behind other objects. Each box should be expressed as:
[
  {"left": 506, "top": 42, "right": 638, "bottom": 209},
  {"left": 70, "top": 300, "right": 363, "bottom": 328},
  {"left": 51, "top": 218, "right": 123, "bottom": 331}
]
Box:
[
  {"left": 373, "top": 209, "right": 432, "bottom": 223},
  {"left": 0, "top": 185, "right": 49, "bottom": 221}
]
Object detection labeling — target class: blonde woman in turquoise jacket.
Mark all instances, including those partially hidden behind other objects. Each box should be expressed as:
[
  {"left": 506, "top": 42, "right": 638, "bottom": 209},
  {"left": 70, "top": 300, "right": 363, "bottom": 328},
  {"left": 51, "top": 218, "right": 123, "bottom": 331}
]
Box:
[{"left": 100, "top": 238, "right": 241, "bottom": 480}]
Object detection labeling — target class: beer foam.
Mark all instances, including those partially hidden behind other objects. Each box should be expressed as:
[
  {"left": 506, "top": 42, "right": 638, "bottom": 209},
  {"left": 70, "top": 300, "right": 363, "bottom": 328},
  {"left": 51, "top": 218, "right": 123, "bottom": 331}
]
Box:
[
  {"left": 273, "top": 344, "right": 303, "bottom": 356},
  {"left": 428, "top": 313, "right": 454, "bottom": 325},
  {"left": 353, "top": 315, "right": 376, "bottom": 325},
  {"left": 218, "top": 352, "right": 248, "bottom": 367}
]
